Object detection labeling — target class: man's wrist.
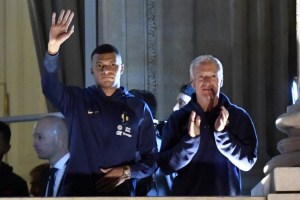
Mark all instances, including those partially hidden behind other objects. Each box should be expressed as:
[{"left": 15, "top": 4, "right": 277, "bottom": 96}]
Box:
[
  {"left": 48, "top": 43, "right": 60, "bottom": 55},
  {"left": 122, "top": 165, "right": 131, "bottom": 180}
]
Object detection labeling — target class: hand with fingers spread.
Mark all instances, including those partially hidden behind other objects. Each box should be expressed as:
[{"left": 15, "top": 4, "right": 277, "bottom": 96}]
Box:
[
  {"left": 96, "top": 166, "right": 130, "bottom": 193},
  {"left": 48, "top": 9, "right": 75, "bottom": 55},
  {"left": 188, "top": 111, "right": 201, "bottom": 137},
  {"left": 214, "top": 106, "right": 229, "bottom": 132}
]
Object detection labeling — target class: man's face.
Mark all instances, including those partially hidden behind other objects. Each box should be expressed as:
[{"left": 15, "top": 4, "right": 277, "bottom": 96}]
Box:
[
  {"left": 91, "top": 52, "right": 124, "bottom": 89},
  {"left": 32, "top": 123, "right": 58, "bottom": 160},
  {"left": 191, "top": 61, "right": 223, "bottom": 100}
]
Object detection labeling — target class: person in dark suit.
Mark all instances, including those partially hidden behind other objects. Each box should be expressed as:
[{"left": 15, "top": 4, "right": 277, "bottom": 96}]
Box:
[
  {"left": 0, "top": 121, "right": 29, "bottom": 197},
  {"left": 32, "top": 115, "right": 69, "bottom": 197}
]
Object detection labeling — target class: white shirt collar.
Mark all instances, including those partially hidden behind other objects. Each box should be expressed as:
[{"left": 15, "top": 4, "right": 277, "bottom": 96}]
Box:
[{"left": 52, "top": 153, "right": 70, "bottom": 170}]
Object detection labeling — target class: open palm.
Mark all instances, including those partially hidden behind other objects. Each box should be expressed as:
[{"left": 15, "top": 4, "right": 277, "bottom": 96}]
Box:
[{"left": 48, "top": 9, "right": 74, "bottom": 54}]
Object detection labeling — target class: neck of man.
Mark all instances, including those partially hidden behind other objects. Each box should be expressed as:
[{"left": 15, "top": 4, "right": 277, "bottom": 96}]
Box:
[
  {"left": 49, "top": 151, "right": 68, "bottom": 166},
  {"left": 99, "top": 83, "right": 120, "bottom": 97},
  {"left": 102, "top": 87, "right": 118, "bottom": 97},
  {"left": 198, "top": 96, "right": 218, "bottom": 112}
]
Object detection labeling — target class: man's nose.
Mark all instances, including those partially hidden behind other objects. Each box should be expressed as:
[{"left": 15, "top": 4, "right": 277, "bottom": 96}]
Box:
[
  {"left": 100, "top": 65, "right": 111, "bottom": 73},
  {"left": 201, "top": 77, "right": 211, "bottom": 85},
  {"left": 101, "top": 63, "right": 115, "bottom": 70}
]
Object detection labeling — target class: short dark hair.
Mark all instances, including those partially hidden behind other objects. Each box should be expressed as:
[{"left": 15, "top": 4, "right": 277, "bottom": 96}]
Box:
[
  {"left": 129, "top": 89, "right": 157, "bottom": 118},
  {"left": 0, "top": 121, "right": 11, "bottom": 145},
  {"left": 91, "top": 44, "right": 122, "bottom": 60}
]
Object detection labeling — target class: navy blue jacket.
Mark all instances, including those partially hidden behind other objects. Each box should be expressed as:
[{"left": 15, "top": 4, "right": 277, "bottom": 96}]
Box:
[
  {"left": 42, "top": 53, "right": 157, "bottom": 196},
  {"left": 158, "top": 93, "right": 258, "bottom": 196}
]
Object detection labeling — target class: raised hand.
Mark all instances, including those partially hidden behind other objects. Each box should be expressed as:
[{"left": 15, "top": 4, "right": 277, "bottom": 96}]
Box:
[
  {"left": 48, "top": 9, "right": 75, "bottom": 55},
  {"left": 214, "top": 106, "right": 229, "bottom": 132},
  {"left": 188, "top": 111, "right": 201, "bottom": 137}
]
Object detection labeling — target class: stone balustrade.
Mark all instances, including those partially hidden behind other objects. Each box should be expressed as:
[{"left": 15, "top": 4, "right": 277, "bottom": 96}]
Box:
[{"left": 0, "top": 195, "right": 298, "bottom": 200}]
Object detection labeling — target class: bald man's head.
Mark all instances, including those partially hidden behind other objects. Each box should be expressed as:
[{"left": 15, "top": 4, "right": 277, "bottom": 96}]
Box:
[{"left": 33, "top": 115, "right": 68, "bottom": 165}]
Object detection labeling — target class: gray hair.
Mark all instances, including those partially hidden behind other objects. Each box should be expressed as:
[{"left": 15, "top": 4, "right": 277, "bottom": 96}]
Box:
[{"left": 189, "top": 55, "right": 223, "bottom": 80}]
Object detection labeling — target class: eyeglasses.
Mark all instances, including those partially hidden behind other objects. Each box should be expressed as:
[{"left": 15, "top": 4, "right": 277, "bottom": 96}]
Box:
[{"left": 95, "top": 63, "right": 119, "bottom": 72}]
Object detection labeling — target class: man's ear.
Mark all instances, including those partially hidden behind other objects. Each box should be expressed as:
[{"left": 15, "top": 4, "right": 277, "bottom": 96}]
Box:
[
  {"left": 55, "top": 133, "right": 63, "bottom": 147},
  {"left": 120, "top": 64, "right": 124, "bottom": 75},
  {"left": 220, "top": 77, "right": 223, "bottom": 87}
]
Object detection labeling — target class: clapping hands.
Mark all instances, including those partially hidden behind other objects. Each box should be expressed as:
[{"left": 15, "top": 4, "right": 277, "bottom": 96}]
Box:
[
  {"left": 188, "top": 105, "right": 229, "bottom": 137},
  {"left": 188, "top": 111, "right": 201, "bottom": 137},
  {"left": 214, "top": 106, "right": 229, "bottom": 132}
]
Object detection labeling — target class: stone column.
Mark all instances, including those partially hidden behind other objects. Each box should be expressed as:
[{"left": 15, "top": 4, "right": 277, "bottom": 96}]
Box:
[{"left": 298, "top": 0, "right": 300, "bottom": 93}]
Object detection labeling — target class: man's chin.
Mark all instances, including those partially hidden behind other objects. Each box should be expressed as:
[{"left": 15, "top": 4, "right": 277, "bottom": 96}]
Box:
[
  {"left": 202, "top": 93, "right": 216, "bottom": 98},
  {"left": 98, "top": 81, "right": 114, "bottom": 87},
  {"left": 36, "top": 154, "right": 47, "bottom": 160}
]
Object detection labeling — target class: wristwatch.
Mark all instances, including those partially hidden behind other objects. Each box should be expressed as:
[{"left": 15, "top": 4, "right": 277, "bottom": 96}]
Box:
[{"left": 122, "top": 166, "right": 131, "bottom": 180}]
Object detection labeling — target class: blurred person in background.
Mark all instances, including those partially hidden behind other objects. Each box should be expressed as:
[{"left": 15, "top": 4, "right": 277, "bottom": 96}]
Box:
[
  {"left": 29, "top": 163, "right": 50, "bottom": 196},
  {"left": 0, "top": 121, "right": 29, "bottom": 197}
]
